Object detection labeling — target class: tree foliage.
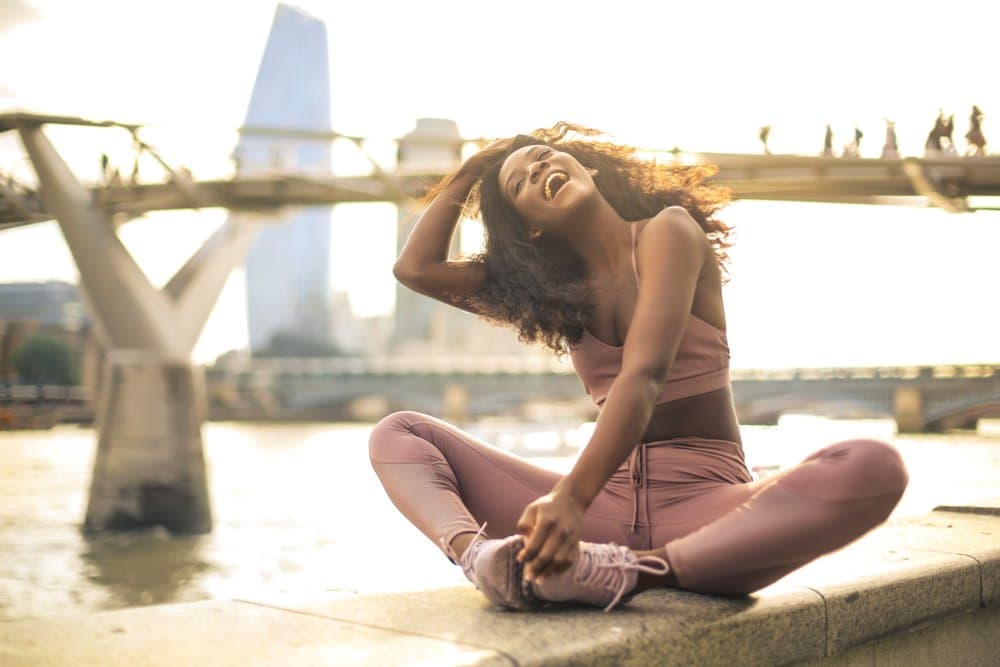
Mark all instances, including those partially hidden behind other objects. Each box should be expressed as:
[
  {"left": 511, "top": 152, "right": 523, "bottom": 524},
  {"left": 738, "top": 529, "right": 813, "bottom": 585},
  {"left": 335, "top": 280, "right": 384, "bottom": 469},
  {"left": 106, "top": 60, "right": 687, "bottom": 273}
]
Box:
[{"left": 11, "top": 335, "right": 79, "bottom": 385}]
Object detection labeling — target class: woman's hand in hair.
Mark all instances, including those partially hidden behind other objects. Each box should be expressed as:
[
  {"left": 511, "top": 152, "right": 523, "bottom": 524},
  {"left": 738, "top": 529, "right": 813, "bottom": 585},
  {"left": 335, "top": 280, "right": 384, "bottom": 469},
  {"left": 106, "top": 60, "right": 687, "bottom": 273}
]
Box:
[
  {"left": 515, "top": 488, "right": 586, "bottom": 582},
  {"left": 455, "top": 137, "right": 514, "bottom": 180}
]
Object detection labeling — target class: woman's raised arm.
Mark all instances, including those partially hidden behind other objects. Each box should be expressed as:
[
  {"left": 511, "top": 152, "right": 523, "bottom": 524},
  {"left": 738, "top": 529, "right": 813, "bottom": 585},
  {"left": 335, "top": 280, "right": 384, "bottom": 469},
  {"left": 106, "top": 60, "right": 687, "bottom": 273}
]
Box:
[{"left": 392, "top": 139, "right": 511, "bottom": 315}]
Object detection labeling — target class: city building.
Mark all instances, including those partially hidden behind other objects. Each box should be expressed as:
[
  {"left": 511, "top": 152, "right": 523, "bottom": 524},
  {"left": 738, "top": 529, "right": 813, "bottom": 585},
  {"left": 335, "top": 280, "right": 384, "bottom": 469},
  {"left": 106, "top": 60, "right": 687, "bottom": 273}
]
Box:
[
  {"left": 0, "top": 281, "right": 86, "bottom": 331},
  {"left": 239, "top": 4, "right": 336, "bottom": 355},
  {"left": 390, "top": 118, "right": 464, "bottom": 352}
]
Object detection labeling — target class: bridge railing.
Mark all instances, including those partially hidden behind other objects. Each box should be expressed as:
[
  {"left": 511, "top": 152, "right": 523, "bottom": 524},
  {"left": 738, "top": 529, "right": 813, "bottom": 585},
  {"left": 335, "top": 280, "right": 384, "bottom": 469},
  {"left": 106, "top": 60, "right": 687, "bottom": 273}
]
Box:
[
  {"left": 211, "top": 355, "right": 579, "bottom": 376},
  {"left": 731, "top": 365, "right": 999, "bottom": 381},
  {"left": 0, "top": 385, "right": 91, "bottom": 401},
  {"left": 209, "top": 357, "right": 998, "bottom": 380}
]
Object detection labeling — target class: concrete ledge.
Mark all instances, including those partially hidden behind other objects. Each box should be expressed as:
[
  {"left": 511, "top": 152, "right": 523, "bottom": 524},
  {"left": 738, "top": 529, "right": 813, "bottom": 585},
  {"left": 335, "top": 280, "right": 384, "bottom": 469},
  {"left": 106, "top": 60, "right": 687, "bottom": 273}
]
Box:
[
  {"left": 0, "top": 598, "right": 505, "bottom": 667},
  {"left": 237, "top": 583, "right": 826, "bottom": 666},
  {"left": 2, "top": 498, "right": 998, "bottom": 666},
  {"left": 797, "top": 606, "right": 1000, "bottom": 667},
  {"left": 934, "top": 495, "right": 1000, "bottom": 516}
]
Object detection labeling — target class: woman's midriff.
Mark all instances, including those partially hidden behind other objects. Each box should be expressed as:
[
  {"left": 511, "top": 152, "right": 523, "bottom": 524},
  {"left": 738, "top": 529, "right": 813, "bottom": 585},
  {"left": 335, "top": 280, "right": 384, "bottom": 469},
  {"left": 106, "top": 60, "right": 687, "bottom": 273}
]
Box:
[{"left": 638, "top": 385, "right": 741, "bottom": 445}]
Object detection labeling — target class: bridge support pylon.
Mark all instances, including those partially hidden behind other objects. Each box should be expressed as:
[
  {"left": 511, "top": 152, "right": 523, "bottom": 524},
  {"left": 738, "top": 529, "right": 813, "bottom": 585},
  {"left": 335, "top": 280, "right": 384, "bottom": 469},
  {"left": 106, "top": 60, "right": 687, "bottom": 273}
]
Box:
[
  {"left": 14, "top": 120, "right": 261, "bottom": 534},
  {"left": 442, "top": 383, "right": 470, "bottom": 424},
  {"left": 893, "top": 386, "right": 926, "bottom": 434}
]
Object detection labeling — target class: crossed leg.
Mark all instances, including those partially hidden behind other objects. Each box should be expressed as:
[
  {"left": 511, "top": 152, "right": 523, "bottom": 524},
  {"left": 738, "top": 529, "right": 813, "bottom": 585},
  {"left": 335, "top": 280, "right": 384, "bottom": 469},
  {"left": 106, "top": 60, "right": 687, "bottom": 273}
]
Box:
[
  {"left": 368, "top": 410, "right": 641, "bottom": 564},
  {"left": 368, "top": 411, "right": 909, "bottom": 597},
  {"left": 633, "top": 438, "right": 910, "bottom": 595}
]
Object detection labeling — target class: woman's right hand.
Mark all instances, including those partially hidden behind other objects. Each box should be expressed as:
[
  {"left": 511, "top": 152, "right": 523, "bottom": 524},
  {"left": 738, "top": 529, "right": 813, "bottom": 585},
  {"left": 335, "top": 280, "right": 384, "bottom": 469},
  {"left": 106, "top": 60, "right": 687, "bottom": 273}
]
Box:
[
  {"left": 455, "top": 137, "right": 515, "bottom": 180},
  {"left": 396, "top": 138, "right": 505, "bottom": 309}
]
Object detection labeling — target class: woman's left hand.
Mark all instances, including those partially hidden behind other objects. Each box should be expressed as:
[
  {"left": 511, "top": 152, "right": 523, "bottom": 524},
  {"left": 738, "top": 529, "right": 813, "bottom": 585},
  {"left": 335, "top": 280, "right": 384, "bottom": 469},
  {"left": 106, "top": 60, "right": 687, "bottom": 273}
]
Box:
[{"left": 515, "top": 489, "right": 586, "bottom": 582}]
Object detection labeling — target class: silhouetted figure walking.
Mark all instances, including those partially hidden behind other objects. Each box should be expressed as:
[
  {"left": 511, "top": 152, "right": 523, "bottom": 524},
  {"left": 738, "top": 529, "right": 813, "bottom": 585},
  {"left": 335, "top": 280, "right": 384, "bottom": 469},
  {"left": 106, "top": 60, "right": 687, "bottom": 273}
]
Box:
[
  {"left": 942, "top": 114, "right": 957, "bottom": 155},
  {"left": 925, "top": 111, "right": 946, "bottom": 156},
  {"left": 758, "top": 125, "right": 771, "bottom": 154},
  {"left": 100, "top": 152, "right": 111, "bottom": 185},
  {"left": 965, "top": 105, "right": 986, "bottom": 156},
  {"left": 822, "top": 124, "right": 834, "bottom": 157},
  {"left": 881, "top": 119, "right": 899, "bottom": 159},
  {"left": 843, "top": 126, "right": 862, "bottom": 158}
]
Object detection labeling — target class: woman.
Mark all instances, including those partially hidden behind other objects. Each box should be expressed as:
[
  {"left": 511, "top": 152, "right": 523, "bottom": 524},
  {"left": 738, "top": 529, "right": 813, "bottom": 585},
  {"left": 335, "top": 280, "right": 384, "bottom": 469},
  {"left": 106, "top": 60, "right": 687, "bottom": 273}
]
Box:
[{"left": 369, "top": 122, "right": 909, "bottom": 612}]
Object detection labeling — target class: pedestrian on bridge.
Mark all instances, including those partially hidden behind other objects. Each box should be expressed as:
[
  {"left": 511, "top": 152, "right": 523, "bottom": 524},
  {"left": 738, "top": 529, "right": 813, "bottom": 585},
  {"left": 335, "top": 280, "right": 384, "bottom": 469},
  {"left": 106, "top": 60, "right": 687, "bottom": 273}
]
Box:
[
  {"left": 966, "top": 105, "right": 986, "bottom": 156},
  {"left": 822, "top": 124, "right": 835, "bottom": 157},
  {"left": 370, "top": 122, "right": 909, "bottom": 612}
]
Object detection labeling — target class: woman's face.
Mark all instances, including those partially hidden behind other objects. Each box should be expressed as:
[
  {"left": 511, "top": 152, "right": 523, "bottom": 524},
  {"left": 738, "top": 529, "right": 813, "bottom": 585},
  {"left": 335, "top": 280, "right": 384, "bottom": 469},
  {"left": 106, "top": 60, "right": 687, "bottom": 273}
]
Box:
[{"left": 497, "top": 144, "right": 595, "bottom": 232}]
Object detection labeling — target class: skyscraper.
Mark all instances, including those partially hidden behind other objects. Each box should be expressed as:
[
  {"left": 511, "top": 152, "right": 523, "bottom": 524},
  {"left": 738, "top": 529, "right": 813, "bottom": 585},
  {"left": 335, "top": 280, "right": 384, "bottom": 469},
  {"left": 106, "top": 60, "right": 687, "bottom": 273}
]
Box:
[{"left": 240, "top": 4, "right": 334, "bottom": 354}]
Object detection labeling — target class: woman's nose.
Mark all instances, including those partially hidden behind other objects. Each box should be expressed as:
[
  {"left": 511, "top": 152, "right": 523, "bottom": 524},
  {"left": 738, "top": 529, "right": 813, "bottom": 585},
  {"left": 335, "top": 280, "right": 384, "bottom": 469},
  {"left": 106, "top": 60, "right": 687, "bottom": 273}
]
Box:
[{"left": 529, "top": 159, "right": 548, "bottom": 182}]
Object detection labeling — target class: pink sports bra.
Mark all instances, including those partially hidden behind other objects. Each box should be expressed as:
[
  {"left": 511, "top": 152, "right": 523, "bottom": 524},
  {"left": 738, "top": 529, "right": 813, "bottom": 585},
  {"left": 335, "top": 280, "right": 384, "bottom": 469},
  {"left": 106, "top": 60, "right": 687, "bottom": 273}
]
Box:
[{"left": 569, "top": 219, "right": 731, "bottom": 408}]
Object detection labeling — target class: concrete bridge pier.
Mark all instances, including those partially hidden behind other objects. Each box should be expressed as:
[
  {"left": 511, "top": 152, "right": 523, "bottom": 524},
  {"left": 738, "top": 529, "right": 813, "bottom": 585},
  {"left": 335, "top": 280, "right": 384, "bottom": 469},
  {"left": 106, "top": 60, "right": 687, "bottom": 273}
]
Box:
[
  {"left": 893, "top": 386, "right": 925, "bottom": 434},
  {"left": 14, "top": 120, "right": 261, "bottom": 534},
  {"left": 442, "top": 383, "right": 470, "bottom": 424},
  {"left": 86, "top": 351, "right": 211, "bottom": 533}
]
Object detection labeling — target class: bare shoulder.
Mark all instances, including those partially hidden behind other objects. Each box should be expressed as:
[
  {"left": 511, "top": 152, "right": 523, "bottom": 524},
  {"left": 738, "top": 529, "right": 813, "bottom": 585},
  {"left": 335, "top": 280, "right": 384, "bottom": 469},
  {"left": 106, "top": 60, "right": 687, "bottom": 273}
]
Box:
[{"left": 635, "top": 206, "right": 709, "bottom": 259}]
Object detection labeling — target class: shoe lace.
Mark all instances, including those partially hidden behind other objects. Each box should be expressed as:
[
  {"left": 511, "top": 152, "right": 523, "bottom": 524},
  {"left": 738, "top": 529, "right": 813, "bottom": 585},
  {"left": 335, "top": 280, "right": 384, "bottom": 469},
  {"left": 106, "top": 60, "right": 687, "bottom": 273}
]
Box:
[
  {"left": 451, "top": 522, "right": 489, "bottom": 583},
  {"left": 576, "top": 543, "right": 670, "bottom": 612}
]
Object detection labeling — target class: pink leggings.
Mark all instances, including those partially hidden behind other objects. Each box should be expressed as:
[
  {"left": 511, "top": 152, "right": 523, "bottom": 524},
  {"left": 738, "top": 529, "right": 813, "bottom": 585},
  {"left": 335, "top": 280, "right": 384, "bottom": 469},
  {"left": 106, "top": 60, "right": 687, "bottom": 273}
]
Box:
[{"left": 368, "top": 410, "right": 909, "bottom": 596}]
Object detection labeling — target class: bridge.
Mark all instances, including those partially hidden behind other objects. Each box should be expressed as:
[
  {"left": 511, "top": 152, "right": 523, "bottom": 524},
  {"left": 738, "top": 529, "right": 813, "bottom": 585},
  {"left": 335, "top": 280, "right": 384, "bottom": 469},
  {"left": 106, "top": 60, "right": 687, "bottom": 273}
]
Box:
[
  {"left": 7, "top": 360, "right": 997, "bottom": 433},
  {"left": 3, "top": 116, "right": 1000, "bottom": 233},
  {"left": 203, "top": 357, "right": 1000, "bottom": 434}
]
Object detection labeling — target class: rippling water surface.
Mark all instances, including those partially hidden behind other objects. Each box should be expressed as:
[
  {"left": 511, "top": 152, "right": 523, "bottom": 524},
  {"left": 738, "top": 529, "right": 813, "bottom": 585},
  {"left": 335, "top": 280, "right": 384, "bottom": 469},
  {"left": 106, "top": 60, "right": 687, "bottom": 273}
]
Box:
[{"left": 2, "top": 417, "right": 999, "bottom": 622}]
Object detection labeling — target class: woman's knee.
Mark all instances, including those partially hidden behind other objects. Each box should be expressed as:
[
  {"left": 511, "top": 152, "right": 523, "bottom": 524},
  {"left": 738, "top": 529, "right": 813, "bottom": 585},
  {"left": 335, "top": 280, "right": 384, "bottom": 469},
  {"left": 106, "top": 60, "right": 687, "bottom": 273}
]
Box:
[
  {"left": 840, "top": 439, "right": 910, "bottom": 496},
  {"left": 368, "top": 410, "right": 433, "bottom": 463}
]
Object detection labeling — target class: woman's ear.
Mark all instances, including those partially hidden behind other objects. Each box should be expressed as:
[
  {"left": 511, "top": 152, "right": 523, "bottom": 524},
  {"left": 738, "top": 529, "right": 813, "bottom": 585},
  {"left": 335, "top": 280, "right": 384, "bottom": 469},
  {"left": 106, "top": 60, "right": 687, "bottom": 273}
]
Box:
[{"left": 587, "top": 167, "right": 599, "bottom": 178}]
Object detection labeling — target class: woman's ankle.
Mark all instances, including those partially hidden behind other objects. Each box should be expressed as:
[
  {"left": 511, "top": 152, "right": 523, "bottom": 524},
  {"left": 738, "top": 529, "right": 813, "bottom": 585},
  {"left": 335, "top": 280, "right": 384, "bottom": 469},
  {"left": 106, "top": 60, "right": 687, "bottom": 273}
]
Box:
[{"left": 450, "top": 532, "right": 483, "bottom": 562}]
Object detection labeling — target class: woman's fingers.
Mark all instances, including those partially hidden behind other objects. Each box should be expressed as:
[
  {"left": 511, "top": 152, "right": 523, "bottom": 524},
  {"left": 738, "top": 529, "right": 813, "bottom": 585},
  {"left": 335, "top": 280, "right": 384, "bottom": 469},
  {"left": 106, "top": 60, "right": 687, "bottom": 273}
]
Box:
[
  {"left": 517, "top": 518, "right": 552, "bottom": 572},
  {"left": 480, "top": 137, "right": 514, "bottom": 153},
  {"left": 514, "top": 491, "right": 585, "bottom": 580},
  {"left": 549, "top": 539, "right": 579, "bottom": 575},
  {"left": 529, "top": 530, "right": 568, "bottom": 580},
  {"left": 515, "top": 505, "right": 536, "bottom": 537}
]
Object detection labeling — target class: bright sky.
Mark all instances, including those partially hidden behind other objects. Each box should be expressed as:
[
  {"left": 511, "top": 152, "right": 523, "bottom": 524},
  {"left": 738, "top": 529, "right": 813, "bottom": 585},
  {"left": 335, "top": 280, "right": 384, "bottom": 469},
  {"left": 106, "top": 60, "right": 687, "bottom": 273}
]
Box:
[{"left": 0, "top": 0, "right": 998, "bottom": 366}]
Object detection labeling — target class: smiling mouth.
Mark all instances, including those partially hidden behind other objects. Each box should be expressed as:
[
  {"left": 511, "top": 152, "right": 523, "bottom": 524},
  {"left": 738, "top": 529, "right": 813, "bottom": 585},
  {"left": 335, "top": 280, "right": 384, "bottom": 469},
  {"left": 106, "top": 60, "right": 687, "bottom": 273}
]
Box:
[{"left": 543, "top": 171, "right": 569, "bottom": 201}]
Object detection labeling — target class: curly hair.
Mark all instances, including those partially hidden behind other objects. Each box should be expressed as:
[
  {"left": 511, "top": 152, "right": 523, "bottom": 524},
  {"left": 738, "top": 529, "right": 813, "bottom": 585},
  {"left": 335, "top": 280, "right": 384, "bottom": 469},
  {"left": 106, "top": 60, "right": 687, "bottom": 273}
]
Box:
[{"left": 422, "top": 121, "right": 733, "bottom": 357}]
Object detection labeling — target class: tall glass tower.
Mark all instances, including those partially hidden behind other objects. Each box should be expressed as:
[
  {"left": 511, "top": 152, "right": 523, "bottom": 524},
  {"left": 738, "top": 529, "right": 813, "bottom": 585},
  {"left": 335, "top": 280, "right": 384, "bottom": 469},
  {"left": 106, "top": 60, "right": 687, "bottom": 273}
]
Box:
[{"left": 239, "top": 4, "right": 334, "bottom": 354}]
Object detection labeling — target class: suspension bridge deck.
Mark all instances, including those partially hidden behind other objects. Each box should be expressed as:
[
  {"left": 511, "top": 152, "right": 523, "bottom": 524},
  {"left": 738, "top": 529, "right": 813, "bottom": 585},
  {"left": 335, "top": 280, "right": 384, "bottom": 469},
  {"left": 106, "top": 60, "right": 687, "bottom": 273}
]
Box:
[{"left": 3, "top": 112, "right": 1000, "bottom": 231}]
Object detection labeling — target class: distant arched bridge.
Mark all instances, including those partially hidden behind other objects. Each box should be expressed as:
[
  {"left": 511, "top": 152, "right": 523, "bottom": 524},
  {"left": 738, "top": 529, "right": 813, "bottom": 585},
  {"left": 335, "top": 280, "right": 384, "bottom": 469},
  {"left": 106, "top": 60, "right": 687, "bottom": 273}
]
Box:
[
  {"left": 206, "top": 357, "right": 1000, "bottom": 433},
  {"left": 729, "top": 365, "right": 1000, "bottom": 431}
]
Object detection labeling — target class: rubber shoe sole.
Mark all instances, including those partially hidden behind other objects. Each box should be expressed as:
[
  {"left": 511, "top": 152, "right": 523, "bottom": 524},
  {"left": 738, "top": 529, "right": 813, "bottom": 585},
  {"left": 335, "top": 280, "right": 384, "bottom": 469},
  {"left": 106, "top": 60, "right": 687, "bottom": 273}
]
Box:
[{"left": 475, "top": 535, "right": 543, "bottom": 611}]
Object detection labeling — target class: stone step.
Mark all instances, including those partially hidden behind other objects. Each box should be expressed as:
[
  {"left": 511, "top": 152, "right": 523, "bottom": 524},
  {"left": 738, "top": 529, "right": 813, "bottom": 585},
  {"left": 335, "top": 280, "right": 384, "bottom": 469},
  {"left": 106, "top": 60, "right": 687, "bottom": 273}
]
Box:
[{"left": 2, "top": 497, "right": 997, "bottom": 666}]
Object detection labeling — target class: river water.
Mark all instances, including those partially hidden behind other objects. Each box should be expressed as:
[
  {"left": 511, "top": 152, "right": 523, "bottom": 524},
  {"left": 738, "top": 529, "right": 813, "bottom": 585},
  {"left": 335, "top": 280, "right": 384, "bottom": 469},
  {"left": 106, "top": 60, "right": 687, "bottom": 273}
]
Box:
[{"left": 2, "top": 416, "right": 999, "bottom": 622}]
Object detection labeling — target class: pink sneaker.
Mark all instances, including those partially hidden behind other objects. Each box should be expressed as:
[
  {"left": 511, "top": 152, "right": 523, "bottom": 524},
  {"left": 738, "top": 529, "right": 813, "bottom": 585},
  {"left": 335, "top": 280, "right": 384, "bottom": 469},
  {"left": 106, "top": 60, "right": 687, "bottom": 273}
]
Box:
[
  {"left": 447, "top": 523, "right": 540, "bottom": 611},
  {"left": 461, "top": 534, "right": 542, "bottom": 610},
  {"left": 527, "top": 541, "right": 670, "bottom": 612}
]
